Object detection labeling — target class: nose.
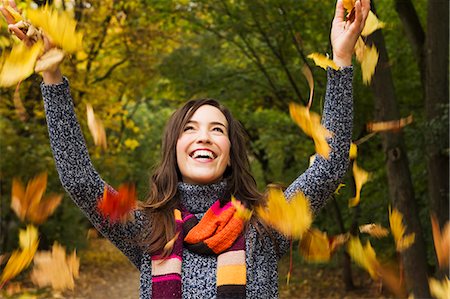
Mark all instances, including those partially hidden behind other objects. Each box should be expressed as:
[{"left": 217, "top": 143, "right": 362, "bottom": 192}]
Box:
[{"left": 196, "top": 128, "right": 212, "bottom": 144}]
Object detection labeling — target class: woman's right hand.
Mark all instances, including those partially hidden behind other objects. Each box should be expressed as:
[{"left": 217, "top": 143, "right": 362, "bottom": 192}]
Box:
[{"left": 0, "top": 0, "right": 63, "bottom": 84}]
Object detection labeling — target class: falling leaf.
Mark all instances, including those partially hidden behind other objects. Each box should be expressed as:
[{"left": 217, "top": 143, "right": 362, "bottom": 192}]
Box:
[
  {"left": 307, "top": 53, "right": 339, "bottom": 71},
  {"left": 347, "top": 236, "right": 379, "bottom": 279},
  {"left": 299, "top": 228, "right": 331, "bottom": 262},
  {"left": 11, "top": 172, "right": 62, "bottom": 224},
  {"left": 256, "top": 188, "right": 312, "bottom": 238},
  {"left": 34, "top": 47, "right": 65, "bottom": 73},
  {"left": 429, "top": 277, "right": 450, "bottom": 299},
  {"left": 26, "top": 6, "right": 83, "bottom": 53},
  {"left": 301, "top": 64, "right": 314, "bottom": 108},
  {"left": 0, "top": 39, "right": 44, "bottom": 87},
  {"left": 348, "top": 161, "right": 370, "bottom": 207},
  {"left": 361, "top": 11, "right": 385, "bottom": 37},
  {"left": 389, "top": 207, "right": 415, "bottom": 252},
  {"left": 162, "top": 232, "right": 180, "bottom": 256},
  {"left": 360, "top": 44, "right": 379, "bottom": 85},
  {"left": 342, "top": 0, "right": 355, "bottom": 12},
  {"left": 97, "top": 184, "right": 137, "bottom": 223},
  {"left": 31, "top": 242, "right": 79, "bottom": 291},
  {"left": 354, "top": 37, "right": 365, "bottom": 62},
  {"left": 349, "top": 143, "right": 358, "bottom": 159},
  {"left": 359, "top": 223, "right": 389, "bottom": 238},
  {"left": 367, "top": 115, "right": 413, "bottom": 132},
  {"left": 289, "top": 103, "right": 333, "bottom": 159},
  {"left": 13, "top": 84, "right": 28, "bottom": 122},
  {"left": 4, "top": 5, "right": 23, "bottom": 22},
  {"left": 0, "top": 225, "right": 39, "bottom": 284},
  {"left": 334, "top": 183, "right": 346, "bottom": 195},
  {"left": 231, "top": 196, "right": 253, "bottom": 221},
  {"left": 86, "top": 103, "right": 107, "bottom": 150},
  {"left": 430, "top": 214, "right": 450, "bottom": 269}
]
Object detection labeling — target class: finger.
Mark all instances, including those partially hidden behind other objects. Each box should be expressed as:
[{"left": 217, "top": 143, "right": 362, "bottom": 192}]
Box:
[
  {"left": 0, "top": 6, "right": 15, "bottom": 24},
  {"left": 360, "top": 0, "right": 371, "bottom": 30},
  {"left": 8, "top": 24, "right": 26, "bottom": 40},
  {"left": 9, "top": 0, "right": 18, "bottom": 11},
  {"left": 348, "top": 0, "right": 362, "bottom": 33},
  {"left": 334, "top": 0, "right": 345, "bottom": 23}
]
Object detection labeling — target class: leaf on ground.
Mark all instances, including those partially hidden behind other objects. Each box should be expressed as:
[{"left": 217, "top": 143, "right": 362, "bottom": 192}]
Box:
[
  {"left": 0, "top": 40, "right": 44, "bottom": 87},
  {"left": 0, "top": 225, "right": 39, "bottom": 284},
  {"left": 27, "top": 6, "right": 83, "bottom": 53},
  {"left": 348, "top": 161, "right": 370, "bottom": 207},
  {"left": 430, "top": 214, "right": 450, "bottom": 269},
  {"left": 289, "top": 103, "right": 333, "bottom": 159},
  {"left": 359, "top": 223, "right": 389, "bottom": 238},
  {"left": 97, "top": 184, "right": 137, "bottom": 223},
  {"left": 307, "top": 53, "right": 339, "bottom": 71},
  {"left": 86, "top": 103, "right": 107, "bottom": 150},
  {"left": 11, "top": 172, "right": 62, "bottom": 224},
  {"left": 389, "top": 207, "right": 415, "bottom": 252},
  {"left": 256, "top": 188, "right": 312, "bottom": 238},
  {"left": 366, "top": 115, "right": 413, "bottom": 132},
  {"left": 31, "top": 242, "right": 80, "bottom": 291}
]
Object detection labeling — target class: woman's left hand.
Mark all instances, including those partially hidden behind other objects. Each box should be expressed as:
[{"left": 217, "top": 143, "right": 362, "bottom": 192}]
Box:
[{"left": 331, "top": 0, "right": 371, "bottom": 67}]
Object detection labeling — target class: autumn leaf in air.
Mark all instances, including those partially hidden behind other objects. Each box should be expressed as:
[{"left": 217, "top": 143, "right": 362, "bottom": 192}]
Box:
[
  {"left": 348, "top": 161, "right": 370, "bottom": 207},
  {"left": 31, "top": 242, "right": 80, "bottom": 291},
  {"left": 307, "top": 53, "right": 339, "bottom": 71},
  {"left": 389, "top": 207, "right": 415, "bottom": 252},
  {"left": 0, "top": 40, "right": 44, "bottom": 87},
  {"left": 256, "top": 188, "right": 312, "bottom": 238},
  {"left": 361, "top": 11, "right": 385, "bottom": 37},
  {"left": 231, "top": 196, "right": 253, "bottom": 221},
  {"left": 0, "top": 225, "right": 39, "bottom": 285},
  {"left": 11, "top": 172, "right": 63, "bottom": 224},
  {"left": 429, "top": 277, "right": 450, "bottom": 299},
  {"left": 347, "top": 236, "right": 379, "bottom": 279},
  {"left": 430, "top": 214, "right": 450, "bottom": 269},
  {"left": 86, "top": 103, "right": 107, "bottom": 150},
  {"left": 97, "top": 184, "right": 137, "bottom": 223},
  {"left": 359, "top": 223, "right": 389, "bottom": 238},
  {"left": 299, "top": 228, "right": 348, "bottom": 263},
  {"left": 366, "top": 115, "right": 413, "bottom": 132},
  {"left": 349, "top": 142, "right": 358, "bottom": 160},
  {"left": 289, "top": 103, "right": 333, "bottom": 159}
]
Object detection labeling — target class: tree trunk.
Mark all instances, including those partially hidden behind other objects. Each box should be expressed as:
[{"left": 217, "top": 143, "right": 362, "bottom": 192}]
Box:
[
  {"left": 425, "top": 0, "right": 449, "bottom": 229},
  {"left": 368, "top": 4, "right": 431, "bottom": 297}
]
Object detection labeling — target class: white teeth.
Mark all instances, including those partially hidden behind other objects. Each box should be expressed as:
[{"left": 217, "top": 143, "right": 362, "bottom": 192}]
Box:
[{"left": 192, "top": 150, "right": 214, "bottom": 159}]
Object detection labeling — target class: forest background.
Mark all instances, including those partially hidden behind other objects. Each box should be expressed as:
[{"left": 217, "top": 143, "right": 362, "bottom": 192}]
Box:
[{"left": 0, "top": 0, "right": 448, "bottom": 298}]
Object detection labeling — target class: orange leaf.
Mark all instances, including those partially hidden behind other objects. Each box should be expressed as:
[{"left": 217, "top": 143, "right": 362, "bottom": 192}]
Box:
[
  {"left": 289, "top": 103, "right": 333, "bottom": 159},
  {"left": 430, "top": 214, "right": 450, "bottom": 269},
  {"left": 366, "top": 115, "right": 413, "bottom": 132},
  {"left": 86, "top": 103, "right": 107, "bottom": 150},
  {"left": 31, "top": 242, "right": 80, "bottom": 291},
  {"left": 97, "top": 184, "right": 137, "bottom": 223}
]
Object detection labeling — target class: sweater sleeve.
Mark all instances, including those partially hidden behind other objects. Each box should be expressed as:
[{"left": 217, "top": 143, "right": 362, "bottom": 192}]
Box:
[{"left": 41, "top": 78, "right": 146, "bottom": 269}]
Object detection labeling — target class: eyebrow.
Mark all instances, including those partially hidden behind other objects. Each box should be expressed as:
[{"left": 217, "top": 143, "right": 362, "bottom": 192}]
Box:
[{"left": 186, "top": 120, "right": 228, "bottom": 128}]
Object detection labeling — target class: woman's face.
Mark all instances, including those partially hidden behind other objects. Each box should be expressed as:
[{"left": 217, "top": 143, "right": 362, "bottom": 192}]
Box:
[{"left": 176, "top": 105, "right": 231, "bottom": 184}]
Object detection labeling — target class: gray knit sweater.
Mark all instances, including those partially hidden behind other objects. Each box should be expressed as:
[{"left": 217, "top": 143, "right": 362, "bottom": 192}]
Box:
[{"left": 41, "top": 67, "right": 353, "bottom": 298}]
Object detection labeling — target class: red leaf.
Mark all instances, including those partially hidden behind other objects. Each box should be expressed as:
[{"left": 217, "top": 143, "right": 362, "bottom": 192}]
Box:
[{"left": 97, "top": 184, "right": 137, "bottom": 223}]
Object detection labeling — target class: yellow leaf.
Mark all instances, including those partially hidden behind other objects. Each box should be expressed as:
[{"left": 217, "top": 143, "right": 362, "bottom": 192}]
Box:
[
  {"left": 26, "top": 6, "right": 83, "bottom": 53},
  {"left": 256, "top": 188, "right": 312, "bottom": 238},
  {"left": 31, "top": 242, "right": 80, "bottom": 291},
  {"left": 360, "top": 44, "right": 379, "bottom": 85},
  {"left": 349, "top": 143, "right": 358, "bottom": 160},
  {"left": 289, "top": 103, "right": 333, "bottom": 159},
  {"left": 347, "top": 236, "right": 379, "bottom": 279},
  {"left": 430, "top": 214, "right": 450, "bottom": 269},
  {"left": 299, "top": 228, "right": 331, "bottom": 263},
  {"left": 334, "top": 183, "right": 346, "bottom": 195},
  {"left": 342, "top": 0, "right": 355, "bottom": 12},
  {"left": 359, "top": 223, "right": 390, "bottom": 238},
  {"left": 348, "top": 161, "right": 370, "bottom": 207},
  {"left": 301, "top": 64, "right": 314, "bottom": 106},
  {"left": 4, "top": 5, "right": 23, "bottom": 22},
  {"left": 231, "top": 196, "right": 253, "bottom": 221},
  {"left": 367, "top": 115, "right": 413, "bottom": 133},
  {"left": 0, "top": 225, "right": 39, "bottom": 284},
  {"left": 0, "top": 40, "right": 44, "bottom": 87},
  {"left": 429, "top": 277, "right": 450, "bottom": 299},
  {"left": 307, "top": 53, "right": 339, "bottom": 71},
  {"left": 86, "top": 103, "right": 107, "bottom": 150},
  {"left": 389, "top": 207, "right": 416, "bottom": 252},
  {"left": 361, "top": 11, "right": 385, "bottom": 37}
]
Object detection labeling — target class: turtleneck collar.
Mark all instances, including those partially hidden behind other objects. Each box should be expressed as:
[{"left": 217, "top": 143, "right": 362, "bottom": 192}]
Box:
[{"left": 177, "top": 180, "right": 228, "bottom": 214}]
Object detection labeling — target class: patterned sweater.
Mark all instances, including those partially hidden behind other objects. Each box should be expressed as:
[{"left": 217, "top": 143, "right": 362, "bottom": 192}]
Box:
[{"left": 41, "top": 67, "right": 353, "bottom": 298}]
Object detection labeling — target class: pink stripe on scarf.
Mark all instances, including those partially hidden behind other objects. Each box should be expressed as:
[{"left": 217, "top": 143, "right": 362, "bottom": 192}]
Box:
[
  {"left": 152, "top": 274, "right": 181, "bottom": 283},
  {"left": 210, "top": 201, "right": 232, "bottom": 215}
]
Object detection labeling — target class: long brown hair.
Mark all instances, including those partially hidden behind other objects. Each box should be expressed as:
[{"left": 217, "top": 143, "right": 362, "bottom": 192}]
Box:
[{"left": 140, "top": 98, "right": 264, "bottom": 254}]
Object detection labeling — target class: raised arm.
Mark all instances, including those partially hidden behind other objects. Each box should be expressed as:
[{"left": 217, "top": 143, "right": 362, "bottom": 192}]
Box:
[{"left": 284, "top": 0, "right": 370, "bottom": 212}]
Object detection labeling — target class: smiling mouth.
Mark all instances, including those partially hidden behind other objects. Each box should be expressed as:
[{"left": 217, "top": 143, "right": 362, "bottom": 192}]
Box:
[{"left": 190, "top": 149, "right": 217, "bottom": 160}]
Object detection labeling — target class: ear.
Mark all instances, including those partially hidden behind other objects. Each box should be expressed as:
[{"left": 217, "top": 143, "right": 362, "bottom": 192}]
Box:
[{"left": 227, "top": 159, "right": 231, "bottom": 167}]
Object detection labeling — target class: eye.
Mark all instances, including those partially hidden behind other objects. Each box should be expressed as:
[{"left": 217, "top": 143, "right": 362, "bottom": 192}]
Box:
[
  {"left": 212, "top": 127, "right": 224, "bottom": 133},
  {"left": 183, "top": 125, "right": 195, "bottom": 132}
]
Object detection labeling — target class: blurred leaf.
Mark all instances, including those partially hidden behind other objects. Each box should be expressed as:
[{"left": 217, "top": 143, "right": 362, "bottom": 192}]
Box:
[
  {"left": 367, "top": 115, "right": 413, "bottom": 132},
  {"left": 361, "top": 11, "right": 385, "bottom": 37},
  {"left": 430, "top": 214, "right": 450, "bottom": 269},
  {"left": 429, "top": 277, "right": 450, "bottom": 299},
  {"left": 231, "top": 196, "right": 253, "bottom": 221},
  {"left": 86, "top": 103, "right": 107, "bottom": 150},
  {"left": 97, "top": 184, "right": 137, "bottom": 223},
  {"left": 359, "top": 223, "right": 389, "bottom": 238},
  {"left": 347, "top": 236, "right": 379, "bottom": 279},
  {"left": 348, "top": 161, "right": 370, "bottom": 207},
  {"left": 389, "top": 207, "right": 415, "bottom": 252},
  {"left": 307, "top": 53, "right": 339, "bottom": 71}
]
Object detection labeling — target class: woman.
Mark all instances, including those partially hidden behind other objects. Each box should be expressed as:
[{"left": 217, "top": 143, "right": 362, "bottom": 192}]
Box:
[{"left": 2, "top": 0, "right": 370, "bottom": 298}]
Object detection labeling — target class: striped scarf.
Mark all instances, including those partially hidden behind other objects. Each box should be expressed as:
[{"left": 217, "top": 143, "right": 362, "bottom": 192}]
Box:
[{"left": 151, "top": 199, "right": 247, "bottom": 298}]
